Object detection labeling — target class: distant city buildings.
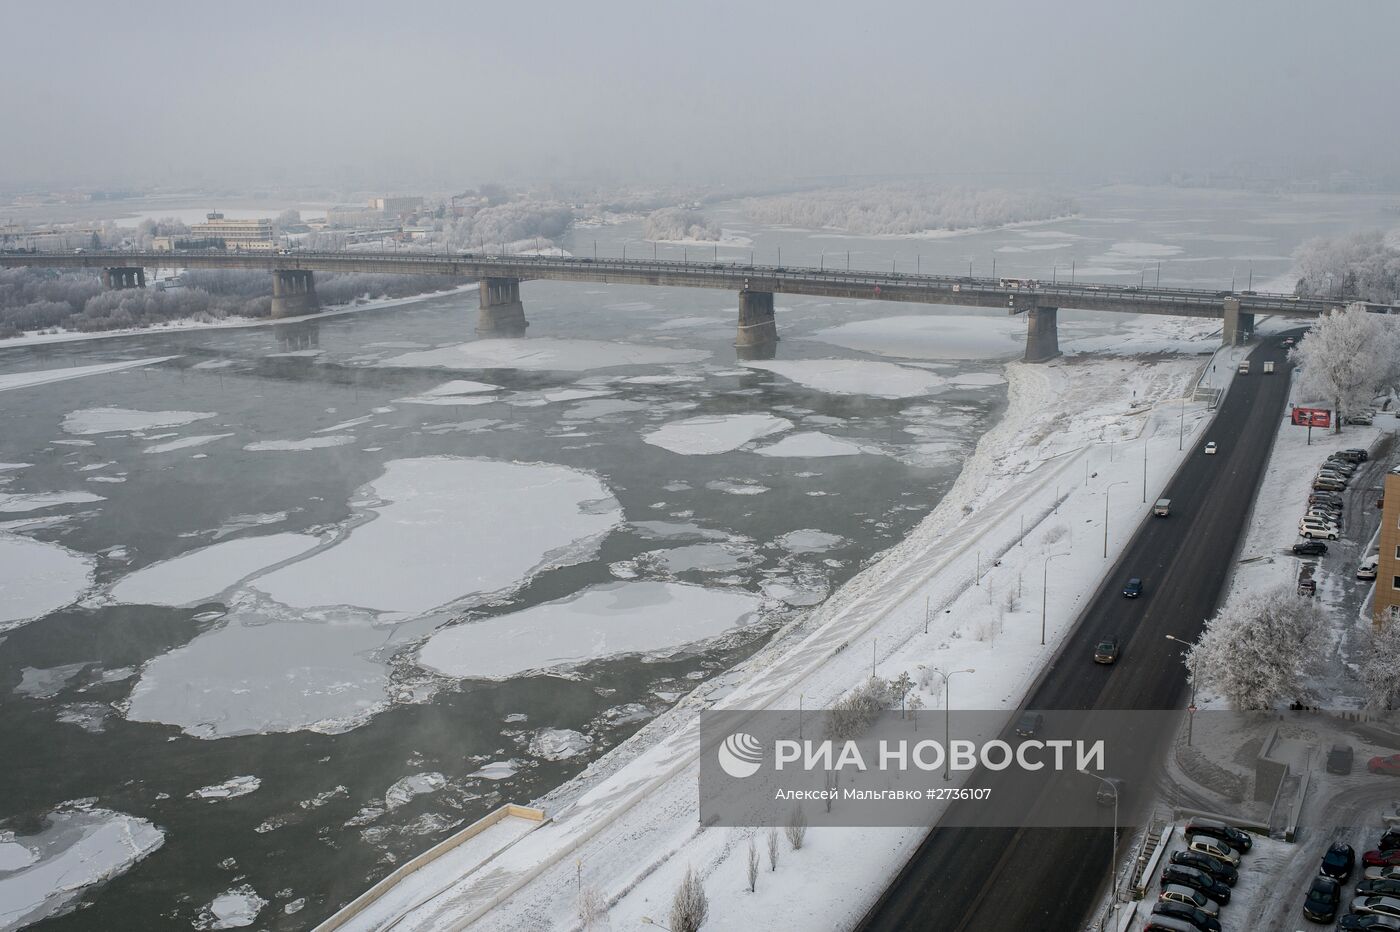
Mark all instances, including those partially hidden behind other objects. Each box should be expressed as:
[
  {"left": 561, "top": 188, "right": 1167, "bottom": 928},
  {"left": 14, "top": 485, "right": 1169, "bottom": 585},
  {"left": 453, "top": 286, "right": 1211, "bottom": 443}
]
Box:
[{"left": 188, "top": 212, "right": 276, "bottom": 251}]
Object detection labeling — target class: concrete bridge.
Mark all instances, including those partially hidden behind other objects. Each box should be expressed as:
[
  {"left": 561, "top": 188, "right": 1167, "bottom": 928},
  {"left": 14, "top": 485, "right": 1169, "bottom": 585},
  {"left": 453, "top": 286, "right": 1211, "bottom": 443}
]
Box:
[{"left": 0, "top": 250, "right": 1357, "bottom": 361}]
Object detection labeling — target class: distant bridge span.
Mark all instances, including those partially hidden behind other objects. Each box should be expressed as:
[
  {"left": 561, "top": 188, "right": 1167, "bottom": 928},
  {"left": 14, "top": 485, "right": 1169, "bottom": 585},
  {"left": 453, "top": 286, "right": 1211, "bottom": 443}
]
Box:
[{"left": 0, "top": 250, "right": 1360, "bottom": 361}]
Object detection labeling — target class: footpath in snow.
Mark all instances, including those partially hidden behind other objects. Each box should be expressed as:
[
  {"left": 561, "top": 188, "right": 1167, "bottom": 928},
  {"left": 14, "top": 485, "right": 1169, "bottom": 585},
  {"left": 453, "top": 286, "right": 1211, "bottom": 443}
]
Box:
[{"left": 324, "top": 324, "right": 1239, "bottom": 932}]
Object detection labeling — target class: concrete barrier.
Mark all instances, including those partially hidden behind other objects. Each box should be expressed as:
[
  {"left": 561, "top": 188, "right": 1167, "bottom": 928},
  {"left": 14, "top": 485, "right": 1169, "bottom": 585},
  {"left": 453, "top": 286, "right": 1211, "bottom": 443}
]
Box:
[{"left": 313, "top": 803, "right": 547, "bottom": 932}]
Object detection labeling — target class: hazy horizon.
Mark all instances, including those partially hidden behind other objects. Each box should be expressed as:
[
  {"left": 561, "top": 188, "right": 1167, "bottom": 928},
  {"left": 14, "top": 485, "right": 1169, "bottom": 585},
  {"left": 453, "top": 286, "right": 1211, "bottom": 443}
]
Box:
[{"left": 3, "top": 0, "right": 1398, "bottom": 192}]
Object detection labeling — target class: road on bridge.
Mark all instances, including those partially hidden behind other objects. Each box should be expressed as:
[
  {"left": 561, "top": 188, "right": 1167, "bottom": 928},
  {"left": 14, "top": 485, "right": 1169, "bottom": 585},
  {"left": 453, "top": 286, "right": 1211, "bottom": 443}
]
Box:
[{"left": 855, "top": 333, "right": 1300, "bottom": 931}]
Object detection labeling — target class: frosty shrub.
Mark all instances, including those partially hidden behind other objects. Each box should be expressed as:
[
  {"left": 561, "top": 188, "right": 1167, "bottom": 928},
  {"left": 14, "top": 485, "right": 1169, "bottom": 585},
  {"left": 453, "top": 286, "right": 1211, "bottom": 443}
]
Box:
[
  {"left": 826, "top": 676, "right": 893, "bottom": 741},
  {"left": 785, "top": 805, "right": 808, "bottom": 850},
  {"left": 746, "top": 837, "right": 759, "bottom": 893},
  {"left": 670, "top": 866, "right": 708, "bottom": 932},
  {"left": 1291, "top": 303, "right": 1400, "bottom": 429},
  {"left": 1186, "top": 585, "right": 1324, "bottom": 710},
  {"left": 1293, "top": 231, "right": 1400, "bottom": 305},
  {"left": 743, "top": 185, "right": 1076, "bottom": 236},
  {"left": 1359, "top": 620, "right": 1400, "bottom": 710},
  {"left": 767, "top": 826, "right": 779, "bottom": 872},
  {"left": 644, "top": 208, "right": 720, "bottom": 242}
]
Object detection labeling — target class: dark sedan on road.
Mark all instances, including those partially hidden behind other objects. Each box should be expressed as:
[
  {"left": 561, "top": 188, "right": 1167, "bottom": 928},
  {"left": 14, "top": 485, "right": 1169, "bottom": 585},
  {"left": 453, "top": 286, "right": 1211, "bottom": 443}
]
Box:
[
  {"left": 1323, "top": 843, "right": 1357, "bottom": 880},
  {"left": 1369, "top": 755, "right": 1400, "bottom": 776},
  {"left": 1123, "top": 577, "right": 1144, "bottom": 598},
  {"left": 1152, "top": 900, "right": 1222, "bottom": 932},
  {"left": 1093, "top": 637, "right": 1120, "bottom": 664},
  {"left": 1170, "top": 849, "right": 1238, "bottom": 886},
  {"left": 1161, "top": 864, "right": 1231, "bottom": 905},
  {"left": 1184, "top": 818, "right": 1253, "bottom": 853},
  {"left": 1328, "top": 745, "right": 1355, "bottom": 775},
  {"left": 1306, "top": 874, "right": 1344, "bottom": 923},
  {"left": 1014, "top": 712, "right": 1044, "bottom": 737},
  {"left": 1294, "top": 540, "right": 1329, "bottom": 556}
]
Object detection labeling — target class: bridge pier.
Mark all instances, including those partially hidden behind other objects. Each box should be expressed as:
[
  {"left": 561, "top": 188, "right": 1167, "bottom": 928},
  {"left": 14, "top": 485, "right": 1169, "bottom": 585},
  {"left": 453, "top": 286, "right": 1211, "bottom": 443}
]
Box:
[
  {"left": 1222, "top": 298, "right": 1254, "bottom": 345},
  {"left": 1023, "top": 306, "right": 1060, "bottom": 362},
  {"left": 735, "top": 290, "right": 778, "bottom": 351},
  {"left": 101, "top": 267, "right": 145, "bottom": 289},
  {"left": 477, "top": 277, "right": 527, "bottom": 334},
  {"left": 271, "top": 270, "right": 319, "bottom": 318}
]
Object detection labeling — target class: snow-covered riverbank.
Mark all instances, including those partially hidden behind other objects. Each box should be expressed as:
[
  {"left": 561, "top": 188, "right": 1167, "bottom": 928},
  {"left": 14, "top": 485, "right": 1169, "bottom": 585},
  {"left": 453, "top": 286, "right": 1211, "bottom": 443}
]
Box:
[{"left": 325, "top": 316, "right": 1229, "bottom": 932}]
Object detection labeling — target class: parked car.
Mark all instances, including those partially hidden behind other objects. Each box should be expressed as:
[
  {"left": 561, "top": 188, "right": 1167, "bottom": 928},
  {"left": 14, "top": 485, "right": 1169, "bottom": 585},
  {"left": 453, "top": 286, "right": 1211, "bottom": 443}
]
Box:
[
  {"left": 1359, "top": 556, "right": 1380, "bottom": 580},
  {"left": 1160, "top": 884, "right": 1221, "bottom": 918},
  {"left": 1152, "top": 900, "right": 1222, "bottom": 932},
  {"left": 1366, "top": 849, "right": 1400, "bottom": 868},
  {"left": 1305, "top": 874, "right": 1344, "bottom": 923},
  {"left": 1340, "top": 913, "right": 1400, "bottom": 931},
  {"left": 1307, "top": 509, "right": 1343, "bottom": 525},
  {"left": 1346, "top": 412, "right": 1376, "bottom": 426},
  {"left": 1186, "top": 834, "right": 1241, "bottom": 866},
  {"left": 1294, "top": 540, "right": 1330, "bottom": 556},
  {"left": 1123, "top": 577, "right": 1144, "bottom": 598},
  {"left": 1170, "top": 849, "right": 1239, "bottom": 886},
  {"left": 1299, "top": 521, "right": 1340, "bottom": 541},
  {"left": 1204, "top": 441, "right": 1218, "bottom": 455},
  {"left": 1323, "top": 843, "right": 1358, "bottom": 880},
  {"left": 1093, "top": 637, "right": 1120, "bottom": 664},
  {"left": 1185, "top": 818, "right": 1253, "bottom": 853},
  {"left": 1366, "top": 866, "right": 1400, "bottom": 882},
  {"left": 1310, "top": 491, "right": 1345, "bottom": 506},
  {"left": 1379, "top": 830, "right": 1400, "bottom": 852},
  {"left": 1145, "top": 915, "right": 1211, "bottom": 932},
  {"left": 1328, "top": 745, "right": 1355, "bottom": 775},
  {"left": 1370, "top": 755, "right": 1400, "bottom": 776},
  {"left": 1161, "top": 864, "right": 1231, "bottom": 904},
  {"left": 1353, "top": 896, "right": 1400, "bottom": 919},
  {"left": 1342, "top": 448, "right": 1370, "bottom": 462},
  {"left": 1315, "top": 477, "right": 1348, "bottom": 491},
  {"left": 1358, "top": 879, "right": 1400, "bottom": 900},
  {"left": 1014, "top": 711, "right": 1044, "bottom": 737}
]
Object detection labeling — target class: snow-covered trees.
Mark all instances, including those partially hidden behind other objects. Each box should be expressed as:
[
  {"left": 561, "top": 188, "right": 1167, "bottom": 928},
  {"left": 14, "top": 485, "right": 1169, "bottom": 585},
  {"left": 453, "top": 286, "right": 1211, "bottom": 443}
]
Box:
[
  {"left": 784, "top": 806, "right": 807, "bottom": 850},
  {"left": 745, "top": 837, "right": 759, "bottom": 892},
  {"left": 743, "top": 185, "right": 1077, "bottom": 236},
  {"left": 1291, "top": 303, "right": 1400, "bottom": 429},
  {"left": 1292, "top": 231, "right": 1400, "bottom": 304},
  {"left": 1185, "top": 585, "right": 1325, "bottom": 710},
  {"left": 825, "top": 676, "right": 893, "bottom": 741},
  {"left": 643, "top": 208, "right": 720, "bottom": 242},
  {"left": 670, "top": 867, "right": 708, "bottom": 932},
  {"left": 441, "top": 200, "right": 574, "bottom": 250},
  {"left": 1359, "top": 621, "right": 1400, "bottom": 710}
]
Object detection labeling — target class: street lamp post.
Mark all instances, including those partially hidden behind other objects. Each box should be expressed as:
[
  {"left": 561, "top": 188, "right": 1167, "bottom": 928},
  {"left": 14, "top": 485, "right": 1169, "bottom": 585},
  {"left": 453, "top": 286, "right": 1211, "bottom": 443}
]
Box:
[
  {"left": 1142, "top": 436, "right": 1148, "bottom": 503},
  {"left": 1103, "top": 481, "right": 1130, "bottom": 558},
  {"left": 1042, "top": 552, "right": 1069, "bottom": 645},
  {"left": 930, "top": 667, "right": 975, "bottom": 780},
  {"left": 1078, "top": 769, "right": 1120, "bottom": 909},
  {"left": 1165, "top": 634, "right": 1198, "bottom": 745}
]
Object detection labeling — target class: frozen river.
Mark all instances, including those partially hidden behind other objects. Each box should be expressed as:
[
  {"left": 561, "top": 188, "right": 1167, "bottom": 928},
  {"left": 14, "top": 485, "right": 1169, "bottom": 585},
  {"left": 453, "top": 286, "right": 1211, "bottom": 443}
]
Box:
[{"left": 0, "top": 187, "right": 1391, "bottom": 930}]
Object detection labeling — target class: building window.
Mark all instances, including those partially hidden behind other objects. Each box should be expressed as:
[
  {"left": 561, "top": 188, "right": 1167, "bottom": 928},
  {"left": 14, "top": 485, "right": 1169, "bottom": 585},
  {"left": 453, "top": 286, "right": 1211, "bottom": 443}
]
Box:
[
  {"left": 1394, "top": 576, "right": 1400, "bottom": 591},
  {"left": 1396, "top": 544, "right": 1400, "bottom": 560}
]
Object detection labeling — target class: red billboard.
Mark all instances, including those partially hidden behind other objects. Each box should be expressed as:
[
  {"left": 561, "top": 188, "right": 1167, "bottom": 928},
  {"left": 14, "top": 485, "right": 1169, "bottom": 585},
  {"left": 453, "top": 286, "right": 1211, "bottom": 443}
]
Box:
[{"left": 1292, "top": 407, "right": 1332, "bottom": 428}]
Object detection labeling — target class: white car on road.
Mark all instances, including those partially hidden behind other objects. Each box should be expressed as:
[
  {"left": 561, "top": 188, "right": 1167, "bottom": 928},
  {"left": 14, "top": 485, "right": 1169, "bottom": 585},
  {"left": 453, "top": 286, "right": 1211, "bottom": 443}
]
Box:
[{"left": 1204, "top": 441, "right": 1218, "bottom": 455}]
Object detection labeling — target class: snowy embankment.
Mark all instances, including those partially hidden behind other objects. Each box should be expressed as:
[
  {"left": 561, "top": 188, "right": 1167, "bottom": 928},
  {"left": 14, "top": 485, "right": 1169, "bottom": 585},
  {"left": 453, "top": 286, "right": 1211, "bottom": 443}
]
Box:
[
  {"left": 1, "top": 283, "right": 479, "bottom": 350},
  {"left": 334, "top": 328, "right": 1225, "bottom": 932}
]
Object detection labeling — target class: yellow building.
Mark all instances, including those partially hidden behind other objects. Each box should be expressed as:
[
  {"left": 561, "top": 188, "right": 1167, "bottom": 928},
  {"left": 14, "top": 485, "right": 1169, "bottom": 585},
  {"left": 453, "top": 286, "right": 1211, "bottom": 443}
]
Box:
[
  {"left": 189, "top": 213, "right": 276, "bottom": 251},
  {"left": 1375, "top": 470, "right": 1400, "bottom": 626}
]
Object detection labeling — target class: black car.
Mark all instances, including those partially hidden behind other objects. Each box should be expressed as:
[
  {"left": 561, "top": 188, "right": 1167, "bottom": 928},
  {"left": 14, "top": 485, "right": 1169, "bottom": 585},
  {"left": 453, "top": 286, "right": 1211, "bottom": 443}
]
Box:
[
  {"left": 1340, "top": 915, "right": 1400, "bottom": 931},
  {"left": 1343, "top": 448, "right": 1370, "bottom": 462},
  {"left": 1380, "top": 830, "right": 1400, "bottom": 852},
  {"left": 1014, "top": 712, "right": 1044, "bottom": 737},
  {"left": 1094, "top": 637, "right": 1120, "bottom": 664},
  {"left": 1359, "top": 879, "right": 1400, "bottom": 900},
  {"left": 1184, "top": 818, "right": 1253, "bottom": 853},
  {"left": 1306, "top": 875, "right": 1343, "bottom": 923},
  {"left": 1323, "top": 842, "right": 1357, "bottom": 880},
  {"left": 1152, "top": 900, "right": 1222, "bottom": 932},
  {"left": 1328, "top": 745, "right": 1355, "bottom": 775},
  {"left": 1170, "top": 849, "right": 1239, "bottom": 886},
  {"left": 1294, "top": 540, "right": 1330, "bottom": 556},
  {"left": 1161, "top": 864, "right": 1231, "bottom": 905},
  {"left": 1123, "top": 577, "right": 1144, "bottom": 598}
]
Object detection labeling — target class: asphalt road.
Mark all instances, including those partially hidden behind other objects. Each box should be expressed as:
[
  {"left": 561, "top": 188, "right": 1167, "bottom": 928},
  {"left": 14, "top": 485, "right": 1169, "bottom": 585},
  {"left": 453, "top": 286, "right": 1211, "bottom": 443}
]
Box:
[{"left": 856, "top": 335, "right": 1304, "bottom": 932}]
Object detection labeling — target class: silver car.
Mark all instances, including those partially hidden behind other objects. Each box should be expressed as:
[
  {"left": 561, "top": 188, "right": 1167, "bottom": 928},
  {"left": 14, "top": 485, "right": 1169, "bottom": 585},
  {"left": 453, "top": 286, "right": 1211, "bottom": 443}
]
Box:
[
  {"left": 1356, "top": 896, "right": 1400, "bottom": 919},
  {"left": 1159, "top": 883, "right": 1221, "bottom": 918}
]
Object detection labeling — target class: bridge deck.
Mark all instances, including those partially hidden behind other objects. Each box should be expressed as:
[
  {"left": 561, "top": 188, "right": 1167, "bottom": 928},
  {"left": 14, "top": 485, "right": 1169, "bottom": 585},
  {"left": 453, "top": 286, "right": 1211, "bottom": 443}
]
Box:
[{"left": 0, "top": 250, "right": 1348, "bottom": 320}]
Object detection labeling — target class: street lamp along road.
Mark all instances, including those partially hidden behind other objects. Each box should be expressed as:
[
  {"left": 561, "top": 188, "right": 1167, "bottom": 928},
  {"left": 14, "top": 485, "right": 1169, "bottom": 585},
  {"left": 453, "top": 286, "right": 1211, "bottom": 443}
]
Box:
[
  {"left": 1164, "top": 633, "right": 1198, "bottom": 745},
  {"left": 929, "top": 667, "right": 975, "bottom": 781},
  {"left": 1041, "top": 552, "right": 1070, "bottom": 646},
  {"left": 1077, "top": 768, "right": 1120, "bottom": 912},
  {"left": 1103, "top": 480, "right": 1131, "bottom": 559}
]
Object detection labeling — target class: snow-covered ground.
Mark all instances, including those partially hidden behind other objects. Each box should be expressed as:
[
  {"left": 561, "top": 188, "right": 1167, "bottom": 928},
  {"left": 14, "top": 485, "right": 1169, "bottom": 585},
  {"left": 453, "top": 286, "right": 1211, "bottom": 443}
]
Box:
[{"left": 328, "top": 315, "right": 1233, "bottom": 932}]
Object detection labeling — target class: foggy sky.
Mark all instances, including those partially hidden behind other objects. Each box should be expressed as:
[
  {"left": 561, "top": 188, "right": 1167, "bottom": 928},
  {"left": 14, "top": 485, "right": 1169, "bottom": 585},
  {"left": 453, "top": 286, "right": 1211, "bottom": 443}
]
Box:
[{"left": 3, "top": 0, "right": 1397, "bottom": 191}]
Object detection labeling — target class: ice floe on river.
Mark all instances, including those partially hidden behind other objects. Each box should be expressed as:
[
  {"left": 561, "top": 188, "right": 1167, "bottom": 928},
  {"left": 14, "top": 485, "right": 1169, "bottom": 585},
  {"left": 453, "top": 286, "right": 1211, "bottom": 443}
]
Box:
[
  {"left": 0, "top": 806, "right": 163, "bottom": 930},
  {"left": 752, "top": 431, "right": 873, "bottom": 458},
  {"left": 109, "top": 533, "right": 321, "bottom": 607},
  {"left": 377, "top": 337, "right": 708, "bottom": 372},
  {"left": 0, "top": 491, "right": 104, "bottom": 513},
  {"left": 0, "top": 357, "right": 177, "bottom": 394},
  {"left": 141, "top": 434, "right": 234, "bottom": 454},
  {"left": 642, "top": 413, "right": 791, "bottom": 455},
  {"left": 0, "top": 534, "right": 94, "bottom": 632},
  {"left": 61, "top": 406, "right": 216, "bottom": 435},
  {"left": 416, "top": 581, "right": 762, "bottom": 680},
  {"left": 243, "top": 435, "right": 356, "bottom": 452},
  {"left": 742, "top": 358, "right": 945, "bottom": 398},
  {"left": 193, "top": 884, "right": 266, "bottom": 930}
]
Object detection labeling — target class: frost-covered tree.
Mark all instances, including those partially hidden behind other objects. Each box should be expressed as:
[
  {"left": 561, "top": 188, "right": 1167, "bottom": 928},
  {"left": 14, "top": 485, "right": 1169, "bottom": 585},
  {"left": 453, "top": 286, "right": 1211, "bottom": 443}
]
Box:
[
  {"left": 1293, "top": 230, "right": 1400, "bottom": 304},
  {"left": 670, "top": 866, "right": 708, "bottom": 932},
  {"left": 643, "top": 207, "right": 720, "bottom": 242},
  {"left": 1185, "top": 585, "right": 1325, "bottom": 710},
  {"left": 1291, "top": 303, "right": 1400, "bottom": 430},
  {"left": 784, "top": 805, "right": 807, "bottom": 850},
  {"left": 745, "top": 836, "right": 759, "bottom": 893},
  {"left": 743, "top": 185, "right": 1077, "bottom": 236},
  {"left": 826, "top": 676, "right": 892, "bottom": 741},
  {"left": 1359, "top": 620, "right": 1400, "bottom": 710},
  {"left": 766, "top": 826, "right": 779, "bottom": 872}
]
